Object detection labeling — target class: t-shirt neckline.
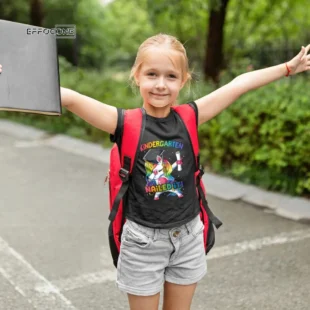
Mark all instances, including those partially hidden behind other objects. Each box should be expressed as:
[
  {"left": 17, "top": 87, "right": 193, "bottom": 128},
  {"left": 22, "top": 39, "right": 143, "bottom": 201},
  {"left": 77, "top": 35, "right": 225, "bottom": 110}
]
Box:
[{"left": 145, "top": 108, "right": 174, "bottom": 122}]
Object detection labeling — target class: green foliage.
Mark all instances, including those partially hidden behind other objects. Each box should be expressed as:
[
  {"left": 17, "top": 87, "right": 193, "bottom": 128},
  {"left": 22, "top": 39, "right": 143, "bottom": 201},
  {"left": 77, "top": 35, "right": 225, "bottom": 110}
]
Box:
[
  {"left": 225, "top": 0, "right": 310, "bottom": 64},
  {"left": 2, "top": 0, "right": 310, "bottom": 71},
  {"left": 198, "top": 75, "right": 310, "bottom": 196},
  {"left": 99, "top": 0, "right": 154, "bottom": 67},
  {"left": 139, "top": 0, "right": 209, "bottom": 63},
  {"left": 44, "top": 0, "right": 107, "bottom": 68},
  {"left": 0, "top": 0, "right": 29, "bottom": 23}
]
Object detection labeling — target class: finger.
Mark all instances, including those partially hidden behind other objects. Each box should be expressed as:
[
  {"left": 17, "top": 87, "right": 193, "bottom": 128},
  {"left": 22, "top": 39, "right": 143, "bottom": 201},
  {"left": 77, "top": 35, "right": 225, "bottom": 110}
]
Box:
[
  {"left": 300, "top": 46, "right": 307, "bottom": 61},
  {"left": 304, "top": 43, "right": 310, "bottom": 55},
  {"left": 302, "top": 44, "right": 310, "bottom": 61}
]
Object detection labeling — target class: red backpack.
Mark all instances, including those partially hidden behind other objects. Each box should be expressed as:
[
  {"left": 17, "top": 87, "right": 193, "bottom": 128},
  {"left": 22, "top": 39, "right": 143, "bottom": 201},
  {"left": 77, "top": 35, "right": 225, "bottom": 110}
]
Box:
[{"left": 108, "top": 103, "right": 222, "bottom": 268}]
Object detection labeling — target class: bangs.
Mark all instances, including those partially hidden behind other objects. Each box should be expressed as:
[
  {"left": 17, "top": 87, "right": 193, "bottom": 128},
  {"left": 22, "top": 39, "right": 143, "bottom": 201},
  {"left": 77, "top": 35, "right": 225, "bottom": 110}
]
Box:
[{"left": 142, "top": 47, "right": 185, "bottom": 76}]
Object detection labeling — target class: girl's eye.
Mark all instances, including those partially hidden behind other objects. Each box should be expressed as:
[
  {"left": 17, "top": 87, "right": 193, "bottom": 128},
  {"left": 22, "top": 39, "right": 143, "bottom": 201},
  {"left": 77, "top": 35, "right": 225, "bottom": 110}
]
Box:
[{"left": 147, "top": 72, "right": 177, "bottom": 78}]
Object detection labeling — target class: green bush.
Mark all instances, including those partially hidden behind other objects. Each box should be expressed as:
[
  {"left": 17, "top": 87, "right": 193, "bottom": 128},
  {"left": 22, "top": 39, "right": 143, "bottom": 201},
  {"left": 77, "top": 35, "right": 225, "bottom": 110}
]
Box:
[{"left": 198, "top": 76, "right": 310, "bottom": 197}]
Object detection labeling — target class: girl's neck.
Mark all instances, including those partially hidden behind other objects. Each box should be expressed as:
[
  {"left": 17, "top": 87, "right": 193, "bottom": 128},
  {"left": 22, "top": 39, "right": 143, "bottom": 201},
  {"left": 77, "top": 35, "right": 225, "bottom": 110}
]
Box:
[{"left": 142, "top": 103, "right": 172, "bottom": 118}]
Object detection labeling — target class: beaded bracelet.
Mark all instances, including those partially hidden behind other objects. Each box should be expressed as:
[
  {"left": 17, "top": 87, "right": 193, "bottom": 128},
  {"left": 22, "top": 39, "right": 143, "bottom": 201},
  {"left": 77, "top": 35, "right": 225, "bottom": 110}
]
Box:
[{"left": 285, "top": 63, "right": 291, "bottom": 77}]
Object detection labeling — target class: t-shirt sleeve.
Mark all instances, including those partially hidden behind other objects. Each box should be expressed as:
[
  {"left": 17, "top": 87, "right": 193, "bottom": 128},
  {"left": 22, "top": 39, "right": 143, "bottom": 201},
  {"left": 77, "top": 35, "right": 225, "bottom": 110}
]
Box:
[{"left": 110, "top": 107, "right": 123, "bottom": 146}]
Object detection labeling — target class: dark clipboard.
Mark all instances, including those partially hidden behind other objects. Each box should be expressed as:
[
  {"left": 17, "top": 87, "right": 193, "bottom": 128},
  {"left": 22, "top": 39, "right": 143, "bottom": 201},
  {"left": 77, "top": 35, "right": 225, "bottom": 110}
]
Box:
[{"left": 0, "top": 19, "right": 61, "bottom": 116}]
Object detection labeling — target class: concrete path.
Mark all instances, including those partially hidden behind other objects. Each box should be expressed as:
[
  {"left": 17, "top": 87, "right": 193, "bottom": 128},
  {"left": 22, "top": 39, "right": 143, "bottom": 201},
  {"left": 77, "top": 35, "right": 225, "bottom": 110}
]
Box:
[{"left": 0, "top": 120, "right": 309, "bottom": 310}]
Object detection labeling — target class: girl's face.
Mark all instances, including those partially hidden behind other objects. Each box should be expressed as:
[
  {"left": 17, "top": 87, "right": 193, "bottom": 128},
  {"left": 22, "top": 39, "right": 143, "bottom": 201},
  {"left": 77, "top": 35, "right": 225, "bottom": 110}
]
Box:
[{"left": 135, "top": 49, "right": 185, "bottom": 117}]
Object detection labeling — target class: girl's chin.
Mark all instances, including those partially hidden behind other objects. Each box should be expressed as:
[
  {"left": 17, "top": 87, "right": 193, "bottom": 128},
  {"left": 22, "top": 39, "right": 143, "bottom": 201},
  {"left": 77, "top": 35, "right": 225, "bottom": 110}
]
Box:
[
  {"left": 148, "top": 103, "right": 171, "bottom": 110},
  {"left": 147, "top": 99, "right": 172, "bottom": 108}
]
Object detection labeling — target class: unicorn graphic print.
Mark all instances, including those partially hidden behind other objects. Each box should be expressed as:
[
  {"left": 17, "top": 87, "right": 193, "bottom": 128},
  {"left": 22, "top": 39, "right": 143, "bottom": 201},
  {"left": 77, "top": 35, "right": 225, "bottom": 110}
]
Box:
[{"left": 144, "top": 149, "right": 184, "bottom": 200}]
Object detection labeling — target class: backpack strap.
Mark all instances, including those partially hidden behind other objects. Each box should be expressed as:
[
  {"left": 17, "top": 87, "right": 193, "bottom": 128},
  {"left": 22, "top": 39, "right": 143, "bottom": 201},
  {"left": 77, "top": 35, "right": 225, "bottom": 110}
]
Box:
[
  {"left": 108, "top": 108, "right": 145, "bottom": 221},
  {"left": 173, "top": 103, "right": 222, "bottom": 229},
  {"left": 196, "top": 173, "right": 222, "bottom": 228},
  {"left": 121, "top": 108, "right": 145, "bottom": 171},
  {"left": 173, "top": 102, "right": 199, "bottom": 166}
]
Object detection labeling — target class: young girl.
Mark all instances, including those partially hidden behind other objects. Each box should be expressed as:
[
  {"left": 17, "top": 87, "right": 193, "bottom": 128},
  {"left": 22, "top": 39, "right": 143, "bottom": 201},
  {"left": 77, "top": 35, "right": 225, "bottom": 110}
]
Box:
[{"left": 0, "top": 34, "right": 309, "bottom": 310}]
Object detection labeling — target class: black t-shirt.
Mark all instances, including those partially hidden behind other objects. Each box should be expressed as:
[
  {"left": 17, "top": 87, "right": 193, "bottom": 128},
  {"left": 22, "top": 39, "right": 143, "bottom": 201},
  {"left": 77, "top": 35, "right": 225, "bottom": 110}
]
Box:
[{"left": 110, "top": 102, "right": 200, "bottom": 228}]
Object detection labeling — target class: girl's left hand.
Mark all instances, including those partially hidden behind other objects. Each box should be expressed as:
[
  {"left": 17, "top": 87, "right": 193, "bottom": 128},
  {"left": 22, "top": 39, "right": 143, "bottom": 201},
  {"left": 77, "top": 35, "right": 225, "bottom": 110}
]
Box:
[{"left": 287, "top": 44, "right": 310, "bottom": 75}]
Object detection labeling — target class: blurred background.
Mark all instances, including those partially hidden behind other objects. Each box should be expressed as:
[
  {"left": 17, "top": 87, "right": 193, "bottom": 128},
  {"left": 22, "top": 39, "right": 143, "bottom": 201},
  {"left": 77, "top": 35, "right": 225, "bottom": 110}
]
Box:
[{"left": 0, "top": 0, "right": 309, "bottom": 198}]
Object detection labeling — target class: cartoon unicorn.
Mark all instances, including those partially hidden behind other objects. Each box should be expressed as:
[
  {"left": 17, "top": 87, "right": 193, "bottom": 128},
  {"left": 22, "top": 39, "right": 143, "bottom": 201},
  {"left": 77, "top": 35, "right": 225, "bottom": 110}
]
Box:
[{"left": 145, "top": 152, "right": 183, "bottom": 200}]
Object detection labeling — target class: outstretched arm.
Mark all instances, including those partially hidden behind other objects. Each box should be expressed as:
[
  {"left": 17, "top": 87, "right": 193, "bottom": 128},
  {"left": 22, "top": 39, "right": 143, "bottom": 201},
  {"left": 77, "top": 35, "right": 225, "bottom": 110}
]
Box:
[
  {"left": 61, "top": 87, "right": 117, "bottom": 135},
  {"left": 196, "top": 44, "right": 310, "bottom": 125},
  {"left": 0, "top": 62, "right": 118, "bottom": 135}
]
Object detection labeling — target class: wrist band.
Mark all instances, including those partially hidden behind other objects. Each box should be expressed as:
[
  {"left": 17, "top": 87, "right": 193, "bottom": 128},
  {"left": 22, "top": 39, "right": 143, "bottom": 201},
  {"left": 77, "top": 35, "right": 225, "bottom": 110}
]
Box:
[{"left": 285, "top": 63, "right": 291, "bottom": 77}]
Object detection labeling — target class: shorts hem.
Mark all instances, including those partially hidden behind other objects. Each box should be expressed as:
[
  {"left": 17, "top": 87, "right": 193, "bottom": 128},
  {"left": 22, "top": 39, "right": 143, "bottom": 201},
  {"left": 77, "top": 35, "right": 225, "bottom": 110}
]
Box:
[
  {"left": 165, "top": 268, "right": 207, "bottom": 286},
  {"left": 116, "top": 280, "right": 163, "bottom": 296}
]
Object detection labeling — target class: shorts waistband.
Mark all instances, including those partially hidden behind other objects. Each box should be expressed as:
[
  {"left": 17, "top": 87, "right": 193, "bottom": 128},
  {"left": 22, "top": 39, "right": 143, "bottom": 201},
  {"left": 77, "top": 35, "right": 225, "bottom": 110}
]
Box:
[{"left": 125, "top": 214, "right": 201, "bottom": 240}]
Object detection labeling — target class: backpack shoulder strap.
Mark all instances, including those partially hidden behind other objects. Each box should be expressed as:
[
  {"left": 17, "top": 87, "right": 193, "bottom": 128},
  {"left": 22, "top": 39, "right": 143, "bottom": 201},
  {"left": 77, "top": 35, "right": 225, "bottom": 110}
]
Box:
[
  {"left": 120, "top": 108, "right": 145, "bottom": 174},
  {"left": 173, "top": 103, "right": 222, "bottom": 229},
  {"left": 172, "top": 102, "right": 199, "bottom": 166},
  {"left": 108, "top": 108, "right": 145, "bottom": 222}
]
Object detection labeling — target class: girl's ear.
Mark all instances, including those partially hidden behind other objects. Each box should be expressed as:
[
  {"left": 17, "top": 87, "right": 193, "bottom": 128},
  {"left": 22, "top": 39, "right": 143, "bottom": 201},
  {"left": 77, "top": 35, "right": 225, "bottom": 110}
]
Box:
[
  {"left": 180, "top": 79, "right": 186, "bottom": 89},
  {"left": 180, "top": 73, "right": 190, "bottom": 89},
  {"left": 134, "top": 73, "right": 140, "bottom": 87}
]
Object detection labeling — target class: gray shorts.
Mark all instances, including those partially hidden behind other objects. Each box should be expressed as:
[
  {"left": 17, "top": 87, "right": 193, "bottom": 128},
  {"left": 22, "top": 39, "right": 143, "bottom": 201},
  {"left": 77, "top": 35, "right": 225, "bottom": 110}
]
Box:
[{"left": 116, "top": 214, "right": 207, "bottom": 296}]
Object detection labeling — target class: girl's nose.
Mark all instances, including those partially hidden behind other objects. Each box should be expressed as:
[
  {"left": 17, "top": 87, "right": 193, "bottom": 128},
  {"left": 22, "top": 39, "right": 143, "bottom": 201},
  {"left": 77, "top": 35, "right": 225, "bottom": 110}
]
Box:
[{"left": 156, "top": 77, "right": 166, "bottom": 89}]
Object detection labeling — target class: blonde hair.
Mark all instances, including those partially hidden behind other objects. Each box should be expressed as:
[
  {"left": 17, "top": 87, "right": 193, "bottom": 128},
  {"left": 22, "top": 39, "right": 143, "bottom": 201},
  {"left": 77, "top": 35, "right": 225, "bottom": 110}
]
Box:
[{"left": 129, "top": 33, "right": 192, "bottom": 89}]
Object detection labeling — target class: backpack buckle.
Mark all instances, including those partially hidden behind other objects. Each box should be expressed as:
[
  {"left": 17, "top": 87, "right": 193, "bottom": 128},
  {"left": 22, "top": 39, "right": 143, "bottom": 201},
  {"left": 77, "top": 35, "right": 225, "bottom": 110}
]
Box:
[
  {"left": 119, "top": 168, "right": 129, "bottom": 181},
  {"left": 198, "top": 164, "right": 204, "bottom": 177}
]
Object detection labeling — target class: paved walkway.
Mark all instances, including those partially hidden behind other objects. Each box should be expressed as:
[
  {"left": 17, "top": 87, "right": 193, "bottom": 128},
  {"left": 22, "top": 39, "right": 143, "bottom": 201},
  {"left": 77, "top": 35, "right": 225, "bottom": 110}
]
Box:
[{"left": 0, "top": 119, "right": 310, "bottom": 310}]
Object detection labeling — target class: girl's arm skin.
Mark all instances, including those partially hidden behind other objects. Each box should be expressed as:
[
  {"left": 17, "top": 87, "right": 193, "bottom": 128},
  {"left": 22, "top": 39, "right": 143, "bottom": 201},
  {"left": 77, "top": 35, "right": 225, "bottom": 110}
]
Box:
[
  {"left": 196, "top": 44, "right": 310, "bottom": 125},
  {"left": 60, "top": 87, "right": 117, "bottom": 134}
]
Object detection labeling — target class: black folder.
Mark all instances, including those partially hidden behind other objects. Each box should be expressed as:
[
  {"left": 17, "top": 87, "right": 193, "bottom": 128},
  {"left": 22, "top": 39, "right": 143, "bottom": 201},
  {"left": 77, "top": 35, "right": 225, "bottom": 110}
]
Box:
[{"left": 0, "top": 20, "right": 61, "bottom": 116}]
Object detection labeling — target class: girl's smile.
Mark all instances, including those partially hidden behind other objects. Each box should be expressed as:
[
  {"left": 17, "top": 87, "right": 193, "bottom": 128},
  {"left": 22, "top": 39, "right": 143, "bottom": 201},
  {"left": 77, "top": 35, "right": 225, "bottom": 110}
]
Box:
[{"left": 150, "top": 93, "right": 169, "bottom": 97}]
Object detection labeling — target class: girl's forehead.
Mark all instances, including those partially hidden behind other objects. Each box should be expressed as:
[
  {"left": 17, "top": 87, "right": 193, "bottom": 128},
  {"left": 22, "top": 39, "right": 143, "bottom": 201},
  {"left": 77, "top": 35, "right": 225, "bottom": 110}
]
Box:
[{"left": 141, "top": 48, "right": 182, "bottom": 72}]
